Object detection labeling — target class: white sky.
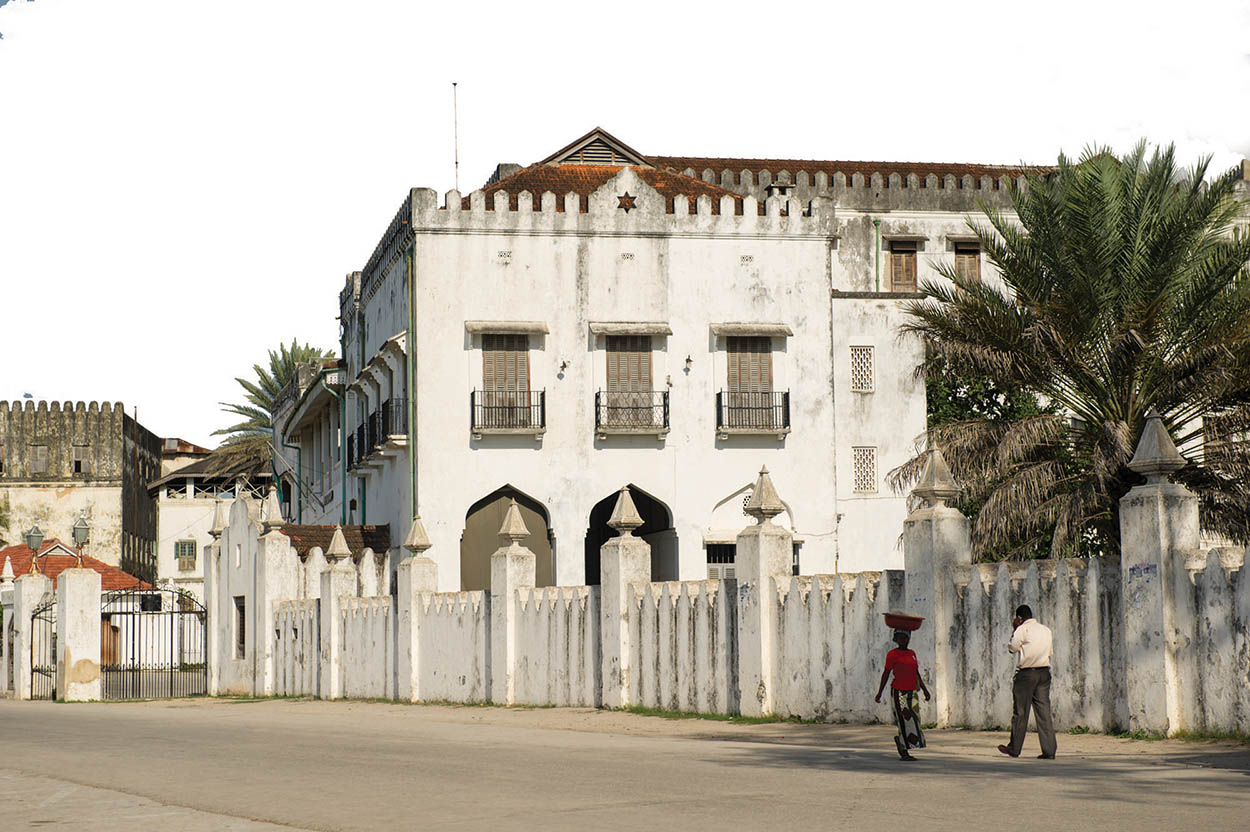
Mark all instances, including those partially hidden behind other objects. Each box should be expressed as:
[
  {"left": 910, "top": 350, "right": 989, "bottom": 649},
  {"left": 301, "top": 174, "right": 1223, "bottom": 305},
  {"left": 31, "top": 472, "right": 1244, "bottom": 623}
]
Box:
[{"left": 1, "top": 0, "right": 1248, "bottom": 447}]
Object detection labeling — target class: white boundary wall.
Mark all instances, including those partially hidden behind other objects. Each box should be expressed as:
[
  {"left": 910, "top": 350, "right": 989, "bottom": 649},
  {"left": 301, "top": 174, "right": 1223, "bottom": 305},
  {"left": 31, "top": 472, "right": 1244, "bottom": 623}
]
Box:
[{"left": 202, "top": 454, "right": 1250, "bottom": 735}]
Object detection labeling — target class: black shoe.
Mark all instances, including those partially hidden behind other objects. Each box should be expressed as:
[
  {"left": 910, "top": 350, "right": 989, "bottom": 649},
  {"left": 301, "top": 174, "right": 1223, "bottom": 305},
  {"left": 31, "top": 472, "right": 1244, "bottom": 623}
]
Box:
[
  {"left": 997, "top": 744, "right": 1019, "bottom": 758},
  {"left": 1037, "top": 754, "right": 1055, "bottom": 759}
]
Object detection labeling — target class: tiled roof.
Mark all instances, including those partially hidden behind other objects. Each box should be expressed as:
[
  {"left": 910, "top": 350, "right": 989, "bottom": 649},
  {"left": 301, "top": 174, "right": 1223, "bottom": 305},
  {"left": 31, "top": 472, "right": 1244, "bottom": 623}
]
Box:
[
  {"left": 650, "top": 155, "right": 1051, "bottom": 184},
  {"left": 470, "top": 164, "right": 751, "bottom": 214},
  {"left": 278, "top": 524, "right": 391, "bottom": 558},
  {"left": 0, "top": 539, "right": 151, "bottom": 591}
]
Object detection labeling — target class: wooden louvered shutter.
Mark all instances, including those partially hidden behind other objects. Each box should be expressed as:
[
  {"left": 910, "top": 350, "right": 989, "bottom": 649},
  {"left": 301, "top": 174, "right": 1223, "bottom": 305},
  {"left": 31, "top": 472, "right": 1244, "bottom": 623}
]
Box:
[
  {"left": 954, "top": 243, "right": 981, "bottom": 283},
  {"left": 727, "top": 337, "right": 772, "bottom": 393},
  {"left": 891, "top": 242, "right": 917, "bottom": 292},
  {"left": 607, "top": 335, "right": 651, "bottom": 393},
  {"left": 483, "top": 334, "right": 529, "bottom": 391}
]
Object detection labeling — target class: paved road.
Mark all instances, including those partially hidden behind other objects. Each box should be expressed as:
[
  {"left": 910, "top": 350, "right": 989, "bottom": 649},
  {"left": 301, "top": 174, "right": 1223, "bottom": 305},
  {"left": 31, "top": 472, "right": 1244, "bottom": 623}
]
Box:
[{"left": 1, "top": 699, "right": 1247, "bottom": 831}]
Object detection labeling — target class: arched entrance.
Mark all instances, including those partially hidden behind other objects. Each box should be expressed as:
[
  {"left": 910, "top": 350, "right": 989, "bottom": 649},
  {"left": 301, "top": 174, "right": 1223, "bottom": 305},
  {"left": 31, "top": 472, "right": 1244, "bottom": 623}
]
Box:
[
  {"left": 460, "top": 486, "right": 554, "bottom": 591},
  {"left": 584, "top": 485, "right": 677, "bottom": 584}
]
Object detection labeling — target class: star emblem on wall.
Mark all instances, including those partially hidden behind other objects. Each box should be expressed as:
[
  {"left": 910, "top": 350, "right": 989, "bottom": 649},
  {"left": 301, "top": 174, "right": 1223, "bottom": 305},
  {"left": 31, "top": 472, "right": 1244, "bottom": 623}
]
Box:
[{"left": 617, "top": 192, "right": 637, "bottom": 212}]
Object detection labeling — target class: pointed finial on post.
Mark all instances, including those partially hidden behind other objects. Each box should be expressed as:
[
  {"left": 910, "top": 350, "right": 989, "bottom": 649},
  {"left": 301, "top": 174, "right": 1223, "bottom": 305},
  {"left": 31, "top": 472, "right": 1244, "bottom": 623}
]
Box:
[
  {"left": 498, "top": 498, "right": 530, "bottom": 543},
  {"left": 1, "top": 556, "right": 13, "bottom": 584},
  {"left": 1128, "top": 408, "right": 1187, "bottom": 483},
  {"left": 912, "top": 446, "right": 961, "bottom": 508},
  {"left": 325, "top": 525, "right": 352, "bottom": 562},
  {"left": 403, "top": 516, "right": 432, "bottom": 555},
  {"left": 744, "top": 465, "right": 785, "bottom": 524},
  {"left": 607, "top": 487, "right": 644, "bottom": 537},
  {"left": 261, "top": 485, "right": 284, "bottom": 533},
  {"left": 209, "top": 498, "right": 228, "bottom": 540}
]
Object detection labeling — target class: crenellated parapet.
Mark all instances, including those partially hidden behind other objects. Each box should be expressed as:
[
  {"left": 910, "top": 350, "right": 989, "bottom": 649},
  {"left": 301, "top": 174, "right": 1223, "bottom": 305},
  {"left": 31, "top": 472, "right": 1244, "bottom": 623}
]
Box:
[
  {"left": 399, "top": 167, "right": 836, "bottom": 240},
  {"left": 0, "top": 400, "right": 127, "bottom": 482}
]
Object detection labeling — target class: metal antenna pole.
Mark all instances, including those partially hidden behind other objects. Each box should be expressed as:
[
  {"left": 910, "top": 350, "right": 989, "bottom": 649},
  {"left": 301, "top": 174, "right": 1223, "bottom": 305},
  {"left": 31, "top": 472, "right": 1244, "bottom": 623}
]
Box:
[{"left": 453, "top": 81, "right": 459, "bottom": 193}]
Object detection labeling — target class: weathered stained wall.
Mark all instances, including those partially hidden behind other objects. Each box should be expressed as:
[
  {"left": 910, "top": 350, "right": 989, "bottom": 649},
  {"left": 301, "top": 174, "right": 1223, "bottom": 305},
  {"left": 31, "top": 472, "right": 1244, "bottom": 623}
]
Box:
[{"left": 0, "top": 401, "right": 158, "bottom": 576}]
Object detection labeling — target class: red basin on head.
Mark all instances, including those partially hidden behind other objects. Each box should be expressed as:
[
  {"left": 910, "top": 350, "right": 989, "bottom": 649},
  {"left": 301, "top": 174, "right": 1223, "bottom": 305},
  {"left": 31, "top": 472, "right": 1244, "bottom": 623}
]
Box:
[{"left": 884, "top": 612, "right": 925, "bottom": 631}]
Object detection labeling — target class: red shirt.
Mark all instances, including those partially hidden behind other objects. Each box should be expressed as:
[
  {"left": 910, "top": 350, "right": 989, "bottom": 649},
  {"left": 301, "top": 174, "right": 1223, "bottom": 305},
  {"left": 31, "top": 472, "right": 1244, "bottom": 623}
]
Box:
[{"left": 886, "top": 648, "right": 919, "bottom": 691}]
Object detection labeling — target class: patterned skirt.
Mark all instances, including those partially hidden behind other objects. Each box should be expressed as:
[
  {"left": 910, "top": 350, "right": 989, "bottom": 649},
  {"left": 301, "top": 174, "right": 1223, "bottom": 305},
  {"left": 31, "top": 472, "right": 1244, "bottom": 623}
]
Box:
[{"left": 892, "top": 688, "right": 926, "bottom": 756}]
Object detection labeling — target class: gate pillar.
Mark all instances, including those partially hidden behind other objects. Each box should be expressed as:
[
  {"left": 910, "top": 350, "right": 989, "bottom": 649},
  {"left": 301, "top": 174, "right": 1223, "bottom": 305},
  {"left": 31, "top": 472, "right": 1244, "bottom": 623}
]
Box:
[
  {"left": 13, "top": 572, "right": 51, "bottom": 700},
  {"left": 56, "top": 568, "right": 102, "bottom": 701}
]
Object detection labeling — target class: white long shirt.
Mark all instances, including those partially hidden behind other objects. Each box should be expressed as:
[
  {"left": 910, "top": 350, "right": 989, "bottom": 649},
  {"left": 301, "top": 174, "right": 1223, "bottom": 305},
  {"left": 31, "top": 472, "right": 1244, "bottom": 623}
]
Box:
[{"left": 1009, "top": 618, "right": 1053, "bottom": 669}]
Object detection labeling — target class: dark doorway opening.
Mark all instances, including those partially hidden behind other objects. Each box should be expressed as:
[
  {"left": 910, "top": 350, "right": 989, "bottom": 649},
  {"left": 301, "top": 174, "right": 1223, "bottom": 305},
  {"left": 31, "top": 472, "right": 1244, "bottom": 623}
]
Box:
[
  {"left": 461, "top": 486, "right": 554, "bottom": 590},
  {"left": 584, "top": 486, "right": 676, "bottom": 584}
]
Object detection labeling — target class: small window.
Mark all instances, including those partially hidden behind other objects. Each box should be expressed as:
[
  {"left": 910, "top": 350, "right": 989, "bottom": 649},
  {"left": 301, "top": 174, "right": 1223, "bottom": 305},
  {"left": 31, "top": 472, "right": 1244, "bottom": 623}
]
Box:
[
  {"left": 234, "top": 596, "right": 246, "bottom": 658},
  {"left": 175, "top": 540, "right": 197, "bottom": 571},
  {"left": 72, "top": 445, "right": 90, "bottom": 475},
  {"left": 852, "top": 446, "right": 878, "bottom": 493},
  {"left": 0, "top": 442, "right": 5, "bottom": 474},
  {"left": 30, "top": 445, "right": 49, "bottom": 475},
  {"left": 889, "top": 241, "right": 917, "bottom": 292},
  {"left": 849, "top": 346, "right": 874, "bottom": 392},
  {"left": 706, "top": 543, "right": 736, "bottom": 580},
  {"left": 954, "top": 243, "right": 981, "bottom": 283}
]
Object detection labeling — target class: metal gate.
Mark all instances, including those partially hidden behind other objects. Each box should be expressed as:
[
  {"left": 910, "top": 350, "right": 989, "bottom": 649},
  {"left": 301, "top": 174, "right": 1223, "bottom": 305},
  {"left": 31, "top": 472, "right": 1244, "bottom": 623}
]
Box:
[
  {"left": 30, "top": 595, "right": 56, "bottom": 700},
  {"left": 101, "top": 588, "right": 207, "bottom": 699}
]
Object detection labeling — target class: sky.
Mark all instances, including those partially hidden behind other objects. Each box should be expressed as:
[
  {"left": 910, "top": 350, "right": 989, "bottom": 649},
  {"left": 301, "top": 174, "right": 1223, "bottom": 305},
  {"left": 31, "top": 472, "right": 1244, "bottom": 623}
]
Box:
[{"left": 1, "top": 0, "right": 1248, "bottom": 447}]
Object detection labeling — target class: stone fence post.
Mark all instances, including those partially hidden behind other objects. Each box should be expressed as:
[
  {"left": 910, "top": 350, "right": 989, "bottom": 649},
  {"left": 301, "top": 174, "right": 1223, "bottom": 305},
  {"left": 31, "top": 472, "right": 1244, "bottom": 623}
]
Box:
[
  {"left": 902, "top": 447, "right": 970, "bottom": 727},
  {"left": 396, "top": 517, "right": 439, "bottom": 702},
  {"left": 56, "top": 566, "right": 102, "bottom": 701},
  {"left": 735, "top": 467, "right": 793, "bottom": 717},
  {"left": 12, "top": 571, "right": 52, "bottom": 700},
  {"left": 599, "top": 488, "right": 651, "bottom": 708},
  {"left": 204, "top": 499, "right": 226, "bottom": 696},
  {"left": 1119, "top": 410, "right": 1197, "bottom": 735},
  {"left": 319, "top": 526, "right": 356, "bottom": 700},
  {"left": 490, "top": 500, "right": 536, "bottom": 705}
]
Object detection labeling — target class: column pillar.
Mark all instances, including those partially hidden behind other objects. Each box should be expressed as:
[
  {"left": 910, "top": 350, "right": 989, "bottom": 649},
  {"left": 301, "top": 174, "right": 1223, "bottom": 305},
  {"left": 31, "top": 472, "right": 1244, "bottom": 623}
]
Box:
[
  {"left": 1119, "top": 410, "right": 1196, "bottom": 735},
  {"left": 12, "top": 571, "right": 52, "bottom": 700},
  {"left": 319, "top": 526, "right": 356, "bottom": 700},
  {"left": 734, "top": 467, "right": 793, "bottom": 717},
  {"left": 599, "top": 488, "right": 651, "bottom": 708},
  {"left": 396, "top": 517, "right": 438, "bottom": 702},
  {"left": 204, "top": 499, "right": 227, "bottom": 696},
  {"left": 56, "top": 567, "right": 102, "bottom": 701},
  {"left": 902, "top": 447, "right": 970, "bottom": 726},
  {"left": 490, "top": 500, "right": 536, "bottom": 705}
]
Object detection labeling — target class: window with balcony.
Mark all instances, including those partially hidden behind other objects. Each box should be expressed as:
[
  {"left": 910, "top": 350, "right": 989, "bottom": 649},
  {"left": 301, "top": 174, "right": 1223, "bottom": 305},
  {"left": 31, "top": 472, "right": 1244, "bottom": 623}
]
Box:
[
  {"left": 473, "top": 333, "right": 544, "bottom": 432},
  {"left": 718, "top": 336, "right": 789, "bottom": 434},
  {"left": 596, "top": 335, "right": 668, "bottom": 433}
]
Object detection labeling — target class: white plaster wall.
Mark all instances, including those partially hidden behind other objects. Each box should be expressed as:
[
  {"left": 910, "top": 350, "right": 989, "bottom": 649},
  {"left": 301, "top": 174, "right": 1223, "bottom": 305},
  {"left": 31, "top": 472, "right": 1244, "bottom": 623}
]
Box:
[
  {"left": 1178, "top": 551, "right": 1250, "bottom": 733},
  {"left": 341, "top": 596, "right": 393, "bottom": 700},
  {"left": 629, "top": 579, "right": 735, "bottom": 714},
  {"left": 274, "top": 599, "right": 319, "bottom": 696},
  {"left": 387, "top": 174, "right": 840, "bottom": 591},
  {"left": 416, "top": 590, "right": 489, "bottom": 702},
  {"left": 155, "top": 496, "right": 213, "bottom": 601},
  {"left": 831, "top": 299, "right": 926, "bottom": 572},
  {"left": 2, "top": 485, "right": 123, "bottom": 566},
  {"left": 770, "top": 571, "right": 906, "bottom": 723},
  {"left": 511, "top": 585, "right": 598, "bottom": 707}
]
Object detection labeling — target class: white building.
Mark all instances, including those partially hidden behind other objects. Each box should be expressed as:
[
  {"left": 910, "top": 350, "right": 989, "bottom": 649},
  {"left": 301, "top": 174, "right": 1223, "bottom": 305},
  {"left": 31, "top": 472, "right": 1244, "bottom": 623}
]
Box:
[
  {"left": 330, "top": 128, "right": 1028, "bottom": 591},
  {"left": 149, "top": 452, "right": 271, "bottom": 602}
]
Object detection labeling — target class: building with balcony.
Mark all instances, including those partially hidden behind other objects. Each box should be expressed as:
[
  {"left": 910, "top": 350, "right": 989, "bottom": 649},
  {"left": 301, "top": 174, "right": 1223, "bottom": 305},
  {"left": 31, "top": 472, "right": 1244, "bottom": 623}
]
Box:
[{"left": 330, "top": 127, "right": 1043, "bottom": 590}]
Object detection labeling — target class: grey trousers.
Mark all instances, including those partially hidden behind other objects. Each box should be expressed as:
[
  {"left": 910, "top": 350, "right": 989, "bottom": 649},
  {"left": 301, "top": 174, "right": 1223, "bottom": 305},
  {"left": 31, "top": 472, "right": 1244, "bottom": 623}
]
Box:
[{"left": 1008, "top": 667, "right": 1057, "bottom": 757}]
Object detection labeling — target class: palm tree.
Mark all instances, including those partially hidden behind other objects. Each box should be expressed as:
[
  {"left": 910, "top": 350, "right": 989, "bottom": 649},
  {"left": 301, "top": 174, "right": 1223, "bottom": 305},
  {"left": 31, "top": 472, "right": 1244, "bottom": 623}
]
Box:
[
  {"left": 892, "top": 143, "right": 1250, "bottom": 559},
  {"left": 209, "top": 339, "right": 335, "bottom": 474}
]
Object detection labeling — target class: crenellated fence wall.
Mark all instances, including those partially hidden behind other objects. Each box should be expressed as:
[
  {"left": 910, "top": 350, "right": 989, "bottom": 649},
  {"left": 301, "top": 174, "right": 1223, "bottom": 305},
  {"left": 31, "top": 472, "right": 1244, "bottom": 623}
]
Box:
[{"left": 196, "top": 427, "right": 1249, "bottom": 736}]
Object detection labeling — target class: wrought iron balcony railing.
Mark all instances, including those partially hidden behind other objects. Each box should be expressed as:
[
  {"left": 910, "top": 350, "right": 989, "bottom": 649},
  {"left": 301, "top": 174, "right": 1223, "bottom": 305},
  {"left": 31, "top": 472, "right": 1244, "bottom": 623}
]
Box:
[
  {"left": 716, "top": 390, "right": 790, "bottom": 432},
  {"left": 595, "top": 390, "right": 669, "bottom": 430},
  {"left": 471, "top": 389, "right": 545, "bottom": 431},
  {"left": 380, "top": 398, "right": 408, "bottom": 440}
]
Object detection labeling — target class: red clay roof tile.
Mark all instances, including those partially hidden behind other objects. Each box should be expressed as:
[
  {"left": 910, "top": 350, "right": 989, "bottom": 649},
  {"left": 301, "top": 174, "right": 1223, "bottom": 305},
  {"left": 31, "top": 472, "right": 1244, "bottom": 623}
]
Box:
[{"left": 0, "top": 539, "right": 151, "bottom": 591}]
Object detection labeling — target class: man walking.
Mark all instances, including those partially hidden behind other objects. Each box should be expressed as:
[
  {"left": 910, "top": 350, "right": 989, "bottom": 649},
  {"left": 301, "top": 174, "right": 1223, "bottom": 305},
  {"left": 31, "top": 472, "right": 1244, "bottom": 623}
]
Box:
[{"left": 998, "top": 604, "right": 1057, "bottom": 759}]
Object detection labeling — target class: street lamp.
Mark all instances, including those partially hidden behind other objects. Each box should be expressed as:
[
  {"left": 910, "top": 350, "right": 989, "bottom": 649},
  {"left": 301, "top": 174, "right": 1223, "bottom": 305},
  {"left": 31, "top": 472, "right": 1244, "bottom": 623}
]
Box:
[
  {"left": 24, "top": 524, "right": 44, "bottom": 574},
  {"left": 72, "top": 515, "right": 90, "bottom": 567}
]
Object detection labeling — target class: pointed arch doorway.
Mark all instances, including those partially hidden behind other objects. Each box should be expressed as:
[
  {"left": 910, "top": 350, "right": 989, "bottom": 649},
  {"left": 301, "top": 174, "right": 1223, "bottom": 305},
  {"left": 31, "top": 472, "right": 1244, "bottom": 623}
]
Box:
[
  {"left": 584, "top": 485, "right": 677, "bottom": 584},
  {"left": 460, "top": 486, "right": 554, "bottom": 590}
]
